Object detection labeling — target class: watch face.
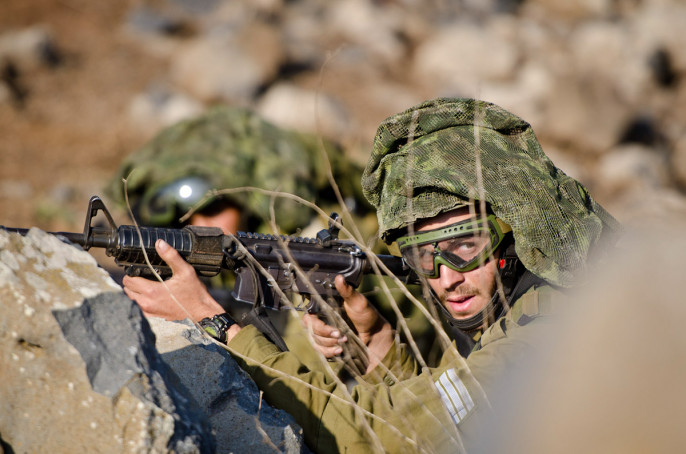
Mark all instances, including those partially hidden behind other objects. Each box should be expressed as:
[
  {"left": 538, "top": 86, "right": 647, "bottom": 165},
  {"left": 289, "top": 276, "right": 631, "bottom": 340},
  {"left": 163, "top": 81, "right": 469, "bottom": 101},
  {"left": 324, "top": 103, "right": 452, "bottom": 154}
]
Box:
[
  {"left": 200, "top": 313, "right": 235, "bottom": 343},
  {"left": 200, "top": 319, "right": 221, "bottom": 339}
]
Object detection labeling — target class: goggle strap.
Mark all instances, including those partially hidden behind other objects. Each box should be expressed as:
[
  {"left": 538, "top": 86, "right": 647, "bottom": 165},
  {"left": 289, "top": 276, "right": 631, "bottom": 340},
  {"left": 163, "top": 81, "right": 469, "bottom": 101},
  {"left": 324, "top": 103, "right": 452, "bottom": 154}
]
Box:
[{"left": 397, "top": 213, "right": 501, "bottom": 250}]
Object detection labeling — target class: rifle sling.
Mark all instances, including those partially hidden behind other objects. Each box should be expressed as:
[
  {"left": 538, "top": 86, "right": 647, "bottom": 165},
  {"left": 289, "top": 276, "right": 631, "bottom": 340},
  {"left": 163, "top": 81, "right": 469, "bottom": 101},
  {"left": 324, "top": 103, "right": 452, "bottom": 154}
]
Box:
[{"left": 240, "top": 305, "right": 290, "bottom": 352}]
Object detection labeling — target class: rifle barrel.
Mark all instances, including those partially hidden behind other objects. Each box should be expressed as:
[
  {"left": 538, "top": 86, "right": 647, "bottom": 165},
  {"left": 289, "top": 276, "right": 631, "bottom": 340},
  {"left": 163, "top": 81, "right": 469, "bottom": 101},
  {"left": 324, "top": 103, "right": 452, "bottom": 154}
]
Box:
[{"left": 0, "top": 226, "right": 113, "bottom": 250}]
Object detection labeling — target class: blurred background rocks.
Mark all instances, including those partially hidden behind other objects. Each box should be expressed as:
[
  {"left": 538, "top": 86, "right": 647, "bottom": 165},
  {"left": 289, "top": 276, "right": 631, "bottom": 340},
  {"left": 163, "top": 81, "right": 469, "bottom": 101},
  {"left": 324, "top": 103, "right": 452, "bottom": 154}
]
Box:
[{"left": 1, "top": 0, "right": 685, "bottom": 230}]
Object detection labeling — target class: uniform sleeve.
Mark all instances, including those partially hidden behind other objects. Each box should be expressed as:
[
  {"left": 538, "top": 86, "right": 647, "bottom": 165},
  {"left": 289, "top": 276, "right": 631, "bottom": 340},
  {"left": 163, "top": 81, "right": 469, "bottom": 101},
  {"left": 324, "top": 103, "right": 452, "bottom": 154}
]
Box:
[
  {"left": 360, "top": 339, "right": 420, "bottom": 386},
  {"left": 228, "top": 326, "right": 338, "bottom": 447},
  {"left": 228, "top": 325, "right": 465, "bottom": 453}
]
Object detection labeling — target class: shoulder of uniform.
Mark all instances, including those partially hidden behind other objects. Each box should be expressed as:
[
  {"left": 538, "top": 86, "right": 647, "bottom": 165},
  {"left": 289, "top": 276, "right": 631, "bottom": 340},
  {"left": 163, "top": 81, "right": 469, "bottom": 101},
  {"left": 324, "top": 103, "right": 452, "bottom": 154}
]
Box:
[
  {"left": 473, "top": 284, "right": 565, "bottom": 351},
  {"left": 508, "top": 284, "right": 564, "bottom": 326}
]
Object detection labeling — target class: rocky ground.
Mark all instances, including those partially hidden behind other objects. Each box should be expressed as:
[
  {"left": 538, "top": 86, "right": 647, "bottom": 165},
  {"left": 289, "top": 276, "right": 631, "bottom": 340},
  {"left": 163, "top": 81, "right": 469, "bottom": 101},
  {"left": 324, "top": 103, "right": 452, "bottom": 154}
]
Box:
[{"left": 1, "top": 0, "right": 686, "bottom": 238}]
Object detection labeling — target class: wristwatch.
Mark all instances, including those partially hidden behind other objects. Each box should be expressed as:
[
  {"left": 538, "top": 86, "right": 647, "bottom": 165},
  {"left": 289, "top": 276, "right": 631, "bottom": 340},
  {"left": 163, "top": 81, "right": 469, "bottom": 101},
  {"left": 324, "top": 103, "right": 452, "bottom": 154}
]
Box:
[{"left": 199, "top": 313, "right": 236, "bottom": 344}]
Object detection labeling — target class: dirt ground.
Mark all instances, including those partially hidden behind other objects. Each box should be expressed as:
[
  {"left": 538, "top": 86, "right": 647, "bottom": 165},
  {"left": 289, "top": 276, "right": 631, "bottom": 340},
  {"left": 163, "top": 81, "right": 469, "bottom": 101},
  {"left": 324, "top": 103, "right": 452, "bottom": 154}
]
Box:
[{"left": 0, "top": 0, "right": 168, "bottom": 232}]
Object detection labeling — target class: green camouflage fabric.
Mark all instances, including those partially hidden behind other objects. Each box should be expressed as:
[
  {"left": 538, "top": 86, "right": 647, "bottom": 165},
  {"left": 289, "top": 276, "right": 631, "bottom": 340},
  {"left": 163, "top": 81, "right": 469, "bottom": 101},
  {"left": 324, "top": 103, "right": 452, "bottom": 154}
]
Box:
[
  {"left": 106, "top": 105, "right": 367, "bottom": 233},
  {"left": 362, "top": 97, "right": 621, "bottom": 287}
]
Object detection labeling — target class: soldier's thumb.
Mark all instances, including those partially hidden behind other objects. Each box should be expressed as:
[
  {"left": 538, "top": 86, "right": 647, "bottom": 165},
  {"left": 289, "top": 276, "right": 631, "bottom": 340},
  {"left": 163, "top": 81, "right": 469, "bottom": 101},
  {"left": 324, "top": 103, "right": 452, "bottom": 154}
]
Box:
[
  {"left": 335, "top": 275, "right": 368, "bottom": 313},
  {"left": 155, "top": 239, "right": 186, "bottom": 274}
]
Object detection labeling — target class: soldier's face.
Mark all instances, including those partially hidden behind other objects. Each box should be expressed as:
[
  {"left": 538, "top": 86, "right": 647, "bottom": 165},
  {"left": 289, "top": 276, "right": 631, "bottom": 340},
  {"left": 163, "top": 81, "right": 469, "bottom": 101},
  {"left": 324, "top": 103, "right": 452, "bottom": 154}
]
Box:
[
  {"left": 189, "top": 206, "right": 242, "bottom": 235},
  {"left": 414, "top": 208, "right": 499, "bottom": 321}
]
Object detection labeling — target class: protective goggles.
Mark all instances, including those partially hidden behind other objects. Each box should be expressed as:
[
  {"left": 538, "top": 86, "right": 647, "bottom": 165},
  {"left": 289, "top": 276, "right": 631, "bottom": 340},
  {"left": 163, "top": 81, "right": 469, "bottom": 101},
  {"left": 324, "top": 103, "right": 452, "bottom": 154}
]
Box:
[
  {"left": 396, "top": 214, "right": 511, "bottom": 278},
  {"left": 140, "top": 176, "right": 212, "bottom": 226}
]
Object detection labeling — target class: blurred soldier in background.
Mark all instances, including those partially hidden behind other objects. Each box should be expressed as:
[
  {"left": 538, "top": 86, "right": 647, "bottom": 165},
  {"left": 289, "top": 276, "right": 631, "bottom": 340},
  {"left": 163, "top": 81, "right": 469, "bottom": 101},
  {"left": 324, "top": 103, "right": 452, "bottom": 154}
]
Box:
[{"left": 106, "top": 104, "right": 370, "bottom": 237}]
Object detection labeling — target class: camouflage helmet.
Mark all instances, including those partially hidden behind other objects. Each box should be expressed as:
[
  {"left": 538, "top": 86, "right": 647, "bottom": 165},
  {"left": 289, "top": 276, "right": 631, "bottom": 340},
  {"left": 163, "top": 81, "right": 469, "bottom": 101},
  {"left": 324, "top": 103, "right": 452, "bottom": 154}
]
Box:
[
  {"left": 362, "top": 97, "right": 621, "bottom": 287},
  {"left": 106, "top": 105, "right": 357, "bottom": 232}
]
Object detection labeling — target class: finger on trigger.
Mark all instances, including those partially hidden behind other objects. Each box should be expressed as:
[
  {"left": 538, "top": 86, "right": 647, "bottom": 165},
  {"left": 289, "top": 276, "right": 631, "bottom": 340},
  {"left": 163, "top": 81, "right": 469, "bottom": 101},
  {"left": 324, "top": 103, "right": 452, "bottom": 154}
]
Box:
[{"left": 304, "top": 315, "right": 336, "bottom": 337}]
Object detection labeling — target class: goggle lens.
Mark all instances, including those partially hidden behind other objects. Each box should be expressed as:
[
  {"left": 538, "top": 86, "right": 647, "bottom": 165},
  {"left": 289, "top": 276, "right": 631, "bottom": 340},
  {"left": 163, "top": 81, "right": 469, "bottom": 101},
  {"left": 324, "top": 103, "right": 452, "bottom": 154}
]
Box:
[
  {"left": 403, "top": 233, "right": 492, "bottom": 276},
  {"left": 398, "top": 214, "right": 507, "bottom": 278}
]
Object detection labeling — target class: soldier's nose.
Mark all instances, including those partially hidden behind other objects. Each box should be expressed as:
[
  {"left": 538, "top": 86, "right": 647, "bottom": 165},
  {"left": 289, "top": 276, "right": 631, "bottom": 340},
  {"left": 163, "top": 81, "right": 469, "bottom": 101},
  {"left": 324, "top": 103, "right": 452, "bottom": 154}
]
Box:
[{"left": 437, "top": 264, "right": 466, "bottom": 289}]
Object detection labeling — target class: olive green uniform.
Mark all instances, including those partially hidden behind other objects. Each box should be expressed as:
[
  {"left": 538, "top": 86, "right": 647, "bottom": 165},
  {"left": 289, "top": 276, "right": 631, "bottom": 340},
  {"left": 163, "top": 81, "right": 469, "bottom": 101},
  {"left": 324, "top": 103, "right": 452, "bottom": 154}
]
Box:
[{"left": 229, "top": 284, "right": 564, "bottom": 453}]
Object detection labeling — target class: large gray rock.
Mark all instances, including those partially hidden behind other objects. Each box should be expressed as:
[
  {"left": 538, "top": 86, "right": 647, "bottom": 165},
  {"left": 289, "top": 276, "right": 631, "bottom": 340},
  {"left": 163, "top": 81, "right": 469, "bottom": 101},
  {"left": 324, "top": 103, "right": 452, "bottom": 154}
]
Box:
[
  {"left": 0, "top": 228, "right": 307, "bottom": 453},
  {"left": 148, "top": 318, "right": 307, "bottom": 454},
  {"left": 0, "top": 228, "right": 214, "bottom": 453}
]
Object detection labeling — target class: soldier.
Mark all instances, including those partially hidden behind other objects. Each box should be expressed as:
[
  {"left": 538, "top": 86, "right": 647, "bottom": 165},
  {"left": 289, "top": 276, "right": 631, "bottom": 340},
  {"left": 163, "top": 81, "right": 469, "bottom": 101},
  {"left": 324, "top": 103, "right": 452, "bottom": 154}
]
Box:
[
  {"left": 106, "top": 104, "right": 369, "bottom": 237},
  {"left": 123, "top": 98, "right": 620, "bottom": 453}
]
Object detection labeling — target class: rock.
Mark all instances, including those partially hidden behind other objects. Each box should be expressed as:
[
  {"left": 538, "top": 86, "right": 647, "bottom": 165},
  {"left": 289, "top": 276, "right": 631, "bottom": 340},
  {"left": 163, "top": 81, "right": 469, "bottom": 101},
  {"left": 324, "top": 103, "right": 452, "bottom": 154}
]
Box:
[
  {"left": 411, "top": 21, "right": 520, "bottom": 97},
  {"left": 326, "top": 0, "right": 407, "bottom": 65},
  {"left": 256, "top": 82, "right": 351, "bottom": 142},
  {"left": 568, "top": 21, "right": 651, "bottom": 106},
  {"left": 148, "top": 317, "right": 308, "bottom": 454},
  {"left": 170, "top": 23, "right": 284, "bottom": 103},
  {"left": 522, "top": 0, "right": 614, "bottom": 22},
  {"left": 0, "top": 179, "right": 33, "bottom": 200},
  {"left": 0, "top": 228, "right": 308, "bottom": 453},
  {"left": 603, "top": 185, "right": 686, "bottom": 227},
  {"left": 632, "top": 3, "right": 686, "bottom": 74},
  {"left": 0, "top": 25, "right": 61, "bottom": 71},
  {"left": 125, "top": 6, "right": 194, "bottom": 37},
  {"left": 595, "top": 144, "right": 671, "bottom": 196},
  {"left": 128, "top": 84, "right": 205, "bottom": 136},
  {"left": 0, "top": 228, "right": 214, "bottom": 453},
  {"left": 479, "top": 61, "right": 555, "bottom": 130},
  {"left": 539, "top": 76, "right": 631, "bottom": 154},
  {"left": 0, "top": 80, "right": 11, "bottom": 104}
]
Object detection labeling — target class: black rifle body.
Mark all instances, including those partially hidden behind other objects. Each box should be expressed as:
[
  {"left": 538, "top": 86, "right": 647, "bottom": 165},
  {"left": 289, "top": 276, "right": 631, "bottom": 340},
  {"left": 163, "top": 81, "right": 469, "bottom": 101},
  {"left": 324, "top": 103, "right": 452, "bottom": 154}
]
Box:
[{"left": 1, "top": 196, "right": 413, "bottom": 313}]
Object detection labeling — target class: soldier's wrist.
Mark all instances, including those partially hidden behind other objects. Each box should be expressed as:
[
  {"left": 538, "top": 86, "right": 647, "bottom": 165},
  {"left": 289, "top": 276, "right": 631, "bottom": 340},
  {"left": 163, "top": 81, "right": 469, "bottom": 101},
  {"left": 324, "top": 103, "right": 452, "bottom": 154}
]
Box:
[
  {"left": 199, "top": 312, "right": 237, "bottom": 344},
  {"left": 225, "top": 324, "right": 242, "bottom": 344}
]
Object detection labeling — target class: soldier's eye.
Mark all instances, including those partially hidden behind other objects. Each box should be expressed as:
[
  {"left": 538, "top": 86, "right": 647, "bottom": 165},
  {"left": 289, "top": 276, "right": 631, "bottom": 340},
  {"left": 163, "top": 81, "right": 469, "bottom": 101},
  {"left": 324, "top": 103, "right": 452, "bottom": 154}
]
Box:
[{"left": 439, "top": 235, "right": 490, "bottom": 261}]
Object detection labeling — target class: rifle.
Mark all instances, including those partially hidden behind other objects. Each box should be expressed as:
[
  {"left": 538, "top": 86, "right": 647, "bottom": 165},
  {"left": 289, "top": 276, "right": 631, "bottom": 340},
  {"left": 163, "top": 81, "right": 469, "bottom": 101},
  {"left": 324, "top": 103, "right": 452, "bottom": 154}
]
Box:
[{"left": 2, "top": 196, "right": 415, "bottom": 367}]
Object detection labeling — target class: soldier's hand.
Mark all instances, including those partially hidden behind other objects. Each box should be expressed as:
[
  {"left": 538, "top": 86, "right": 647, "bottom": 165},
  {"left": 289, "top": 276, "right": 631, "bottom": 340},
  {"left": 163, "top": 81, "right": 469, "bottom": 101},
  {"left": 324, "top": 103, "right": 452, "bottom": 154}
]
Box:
[
  {"left": 302, "top": 311, "right": 348, "bottom": 358},
  {"left": 122, "top": 239, "right": 224, "bottom": 322},
  {"left": 303, "top": 275, "right": 394, "bottom": 373}
]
